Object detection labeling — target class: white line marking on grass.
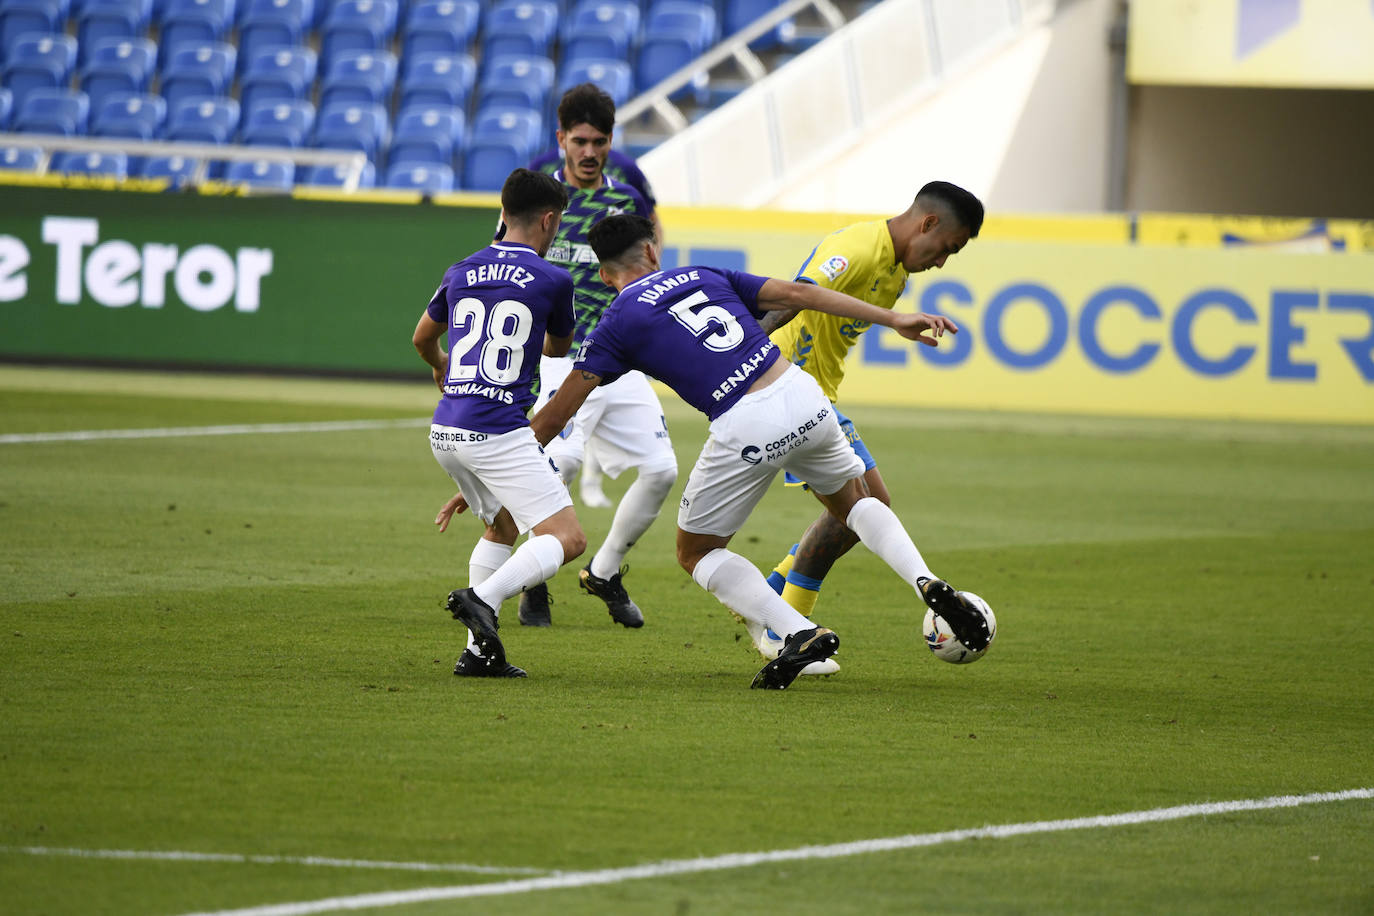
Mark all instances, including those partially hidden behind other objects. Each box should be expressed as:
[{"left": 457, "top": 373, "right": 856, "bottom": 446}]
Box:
[
  {"left": 176, "top": 787, "right": 1374, "bottom": 916},
  {"left": 0, "top": 418, "right": 429, "bottom": 445},
  {"left": 0, "top": 846, "right": 545, "bottom": 875}
]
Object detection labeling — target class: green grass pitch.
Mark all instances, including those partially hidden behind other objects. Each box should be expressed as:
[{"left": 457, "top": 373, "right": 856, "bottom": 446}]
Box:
[{"left": 1, "top": 365, "right": 1371, "bottom": 915}]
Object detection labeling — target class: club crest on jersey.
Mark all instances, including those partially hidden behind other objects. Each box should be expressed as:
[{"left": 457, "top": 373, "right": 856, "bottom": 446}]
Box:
[{"left": 819, "top": 255, "right": 849, "bottom": 281}]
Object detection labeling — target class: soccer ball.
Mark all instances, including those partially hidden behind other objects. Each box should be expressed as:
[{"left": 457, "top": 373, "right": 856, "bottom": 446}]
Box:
[{"left": 922, "top": 591, "right": 997, "bottom": 664}]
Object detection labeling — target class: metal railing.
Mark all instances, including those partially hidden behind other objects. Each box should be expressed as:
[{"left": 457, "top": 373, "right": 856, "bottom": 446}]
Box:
[
  {"left": 618, "top": 0, "right": 846, "bottom": 135},
  {"left": 0, "top": 132, "right": 370, "bottom": 191}
]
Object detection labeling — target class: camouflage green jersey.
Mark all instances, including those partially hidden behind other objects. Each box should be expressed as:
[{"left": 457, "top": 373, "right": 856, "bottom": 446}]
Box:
[{"left": 544, "top": 168, "right": 650, "bottom": 357}]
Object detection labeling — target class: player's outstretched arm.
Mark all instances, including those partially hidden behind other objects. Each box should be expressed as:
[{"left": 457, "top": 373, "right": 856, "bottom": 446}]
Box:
[
  {"left": 529, "top": 369, "right": 603, "bottom": 446},
  {"left": 412, "top": 311, "right": 450, "bottom": 390},
  {"left": 756, "top": 278, "right": 957, "bottom": 347},
  {"left": 543, "top": 331, "right": 574, "bottom": 358}
]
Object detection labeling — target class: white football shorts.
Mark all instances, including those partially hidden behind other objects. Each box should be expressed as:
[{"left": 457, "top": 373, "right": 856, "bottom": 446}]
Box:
[
  {"left": 430, "top": 424, "right": 573, "bottom": 534},
  {"left": 678, "top": 364, "right": 864, "bottom": 536},
  {"left": 535, "top": 355, "right": 677, "bottom": 479}
]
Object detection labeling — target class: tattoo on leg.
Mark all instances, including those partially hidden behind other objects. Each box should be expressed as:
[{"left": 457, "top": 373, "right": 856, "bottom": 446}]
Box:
[{"left": 792, "top": 512, "right": 860, "bottom": 579}]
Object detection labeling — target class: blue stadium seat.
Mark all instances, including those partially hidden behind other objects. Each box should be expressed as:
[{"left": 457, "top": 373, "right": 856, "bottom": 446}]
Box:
[
  {"left": 723, "top": 0, "right": 794, "bottom": 48},
  {"left": 476, "top": 55, "right": 554, "bottom": 111},
  {"left": 0, "top": 88, "right": 11, "bottom": 130},
  {"left": 302, "top": 159, "right": 376, "bottom": 187},
  {"left": 76, "top": 0, "right": 151, "bottom": 65},
  {"left": 240, "top": 97, "right": 314, "bottom": 146},
  {"left": 165, "top": 96, "right": 239, "bottom": 142},
  {"left": 385, "top": 160, "right": 453, "bottom": 192},
  {"left": 159, "top": 0, "right": 235, "bottom": 62},
  {"left": 398, "top": 52, "right": 475, "bottom": 109},
  {"left": 159, "top": 42, "right": 236, "bottom": 112},
  {"left": 225, "top": 158, "right": 294, "bottom": 190},
  {"left": 461, "top": 139, "right": 521, "bottom": 191},
  {"left": 469, "top": 105, "right": 541, "bottom": 161},
  {"left": 403, "top": 0, "right": 479, "bottom": 58},
  {"left": 92, "top": 91, "right": 164, "bottom": 172},
  {"left": 79, "top": 37, "right": 157, "bottom": 112},
  {"left": 238, "top": 44, "right": 315, "bottom": 113},
  {"left": 53, "top": 150, "right": 129, "bottom": 178},
  {"left": 0, "top": 145, "right": 43, "bottom": 171},
  {"left": 312, "top": 101, "right": 389, "bottom": 161},
  {"left": 321, "top": 0, "right": 398, "bottom": 71},
  {"left": 15, "top": 88, "right": 90, "bottom": 135},
  {"left": 2, "top": 33, "right": 77, "bottom": 115},
  {"left": 561, "top": 0, "right": 637, "bottom": 61},
  {"left": 92, "top": 91, "right": 165, "bottom": 138},
  {"left": 557, "top": 57, "right": 632, "bottom": 105},
  {"left": 389, "top": 104, "right": 463, "bottom": 166},
  {"left": 0, "top": 0, "right": 63, "bottom": 58},
  {"left": 481, "top": 0, "right": 558, "bottom": 59},
  {"left": 319, "top": 48, "right": 397, "bottom": 109},
  {"left": 235, "top": 0, "right": 310, "bottom": 73},
  {"left": 140, "top": 153, "right": 200, "bottom": 185},
  {"left": 636, "top": 2, "right": 715, "bottom": 101}
]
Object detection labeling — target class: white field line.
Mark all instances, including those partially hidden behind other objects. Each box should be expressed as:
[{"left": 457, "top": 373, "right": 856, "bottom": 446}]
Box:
[
  {"left": 0, "top": 846, "right": 544, "bottom": 875},
  {"left": 174, "top": 787, "right": 1374, "bottom": 916},
  {"left": 0, "top": 418, "right": 430, "bottom": 444}
]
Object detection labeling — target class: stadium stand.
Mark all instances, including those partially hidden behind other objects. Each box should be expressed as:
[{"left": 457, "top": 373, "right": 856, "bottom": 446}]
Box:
[
  {"left": 74, "top": 0, "right": 152, "bottom": 65},
  {"left": 402, "top": 0, "right": 480, "bottom": 58},
  {"left": 398, "top": 52, "right": 475, "bottom": 110},
  {"left": 158, "top": 0, "right": 235, "bottom": 64},
  {"left": 302, "top": 159, "right": 376, "bottom": 187},
  {"left": 319, "top": 48, "right": 396, "bottom": 109},
  {"left": 240, "top": 97, "right": 314, "bottom": 146},
  {"left": 0, "top": 0, "right": 856, "bottom": 190},
  {"left": 15, "top": 86, "right": 88, "bottom": 134},
  {"left": 141, "top": 153, "right": 201, "bottom": 185},
  {"left": 79, "top": 37, "right": 156, "bottom": 112},
  {"left": 0, "top": 146, "right": 43, "bottom": 171},
  {"left": 159, "top": 41, "right": 235, "bottom": 113},
  {"left": 480, "top": 0, "right": 558, "bottom": 60},
  {"left": 385, "top": 159, "right": 453, "bottom": 192},
  {"left": 475, "top": 54, "right": 554, "bottom": 112},
  {"left": 225, "top": 156, "right": 294, "bottom": 189},
  {"left": 52, "top": 148, "right": 128, "bottom": 177},
  {"left": 238, "top": 44, "right": 314, "bottom": 113},
  {"left": 2, "top": 33, "right": 77, "bottom": 113},
  {"left": 236, "top": 0, "right": 311, "bottom": 72},
  {"left": 389, "top": 103, "right": 463, "bottom": 167},
  {"left": 0, "top": 0, "right": 64, "bottom": 58}
]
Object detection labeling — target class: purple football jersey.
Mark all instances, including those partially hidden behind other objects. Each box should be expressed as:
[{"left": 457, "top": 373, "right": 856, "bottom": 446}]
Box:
[
  {"left": 573, "top": 267, "right": 778, "bottom": 421},
  {"left": 427, "top": 242, "right": 575, "bottom": 433}
]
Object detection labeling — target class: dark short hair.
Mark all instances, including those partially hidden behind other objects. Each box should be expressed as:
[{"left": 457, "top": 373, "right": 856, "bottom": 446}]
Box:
[
  {"left": 916, "top": 181, "right": 985, "bottom": 238},
  {"left": 588, "top": 213, "right": 655, "bottom": 264},
  {"left": 558, "top": 82, "right": 616, "bottom": 135},
  {"left": 501, "top": 168, "right": 569, "bottom": 223}
]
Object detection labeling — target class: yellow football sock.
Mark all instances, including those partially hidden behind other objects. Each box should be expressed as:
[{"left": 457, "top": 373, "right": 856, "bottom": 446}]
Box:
[
  {"left": 781, "top": 580, "right": 820, "bottom": 618},
  {"left": 771, "top": 551, "right": 796, "bottom": 582}
]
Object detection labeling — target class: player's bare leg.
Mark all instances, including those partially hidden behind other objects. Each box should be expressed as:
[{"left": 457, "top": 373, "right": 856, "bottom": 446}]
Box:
[{"left": 809, "top": 478, "right": 987, "bottom": 650}]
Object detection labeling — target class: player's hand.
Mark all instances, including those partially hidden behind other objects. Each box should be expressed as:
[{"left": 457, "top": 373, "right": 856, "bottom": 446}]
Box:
[
  {"left": 435, "top": 491, "right": 468, "bottom": 532},
  {"left": 431, "top": 356, "right": 448, "bottom": 392},
  {"left": 893, "top": 312, "right": 959, "bottom": 346}
]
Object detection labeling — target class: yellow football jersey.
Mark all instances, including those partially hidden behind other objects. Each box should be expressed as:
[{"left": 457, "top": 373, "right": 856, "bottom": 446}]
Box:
[{"left": 770, "top": 219, "right": 908, "bottom": 401}]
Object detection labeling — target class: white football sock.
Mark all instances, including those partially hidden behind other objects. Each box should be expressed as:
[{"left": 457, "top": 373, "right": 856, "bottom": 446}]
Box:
[
  {"left": 590, "top": 464, "right": 676, "bottom": 579},
  {"left": 473, "top": 534, "right": 564, "bottom": 611},
  {"left": 691, "top": 548, "right": 815, "bottom": 640},
  {"left": 845, "top": 496, "right": 935, "bottom": 588},
  {"left": 464, "top": 539, "right": 513, "bottom": 655}
]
